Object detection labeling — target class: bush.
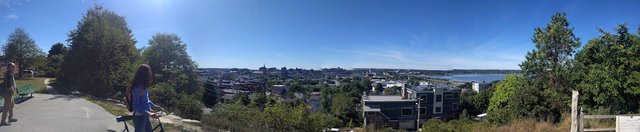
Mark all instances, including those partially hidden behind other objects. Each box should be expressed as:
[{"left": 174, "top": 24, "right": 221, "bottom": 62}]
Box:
[
  {"left": 173, "top": 94, "right": 204, "bottom": 120},
  {"left": 148, "top": 82, "right": 178, "bottom": 110}
]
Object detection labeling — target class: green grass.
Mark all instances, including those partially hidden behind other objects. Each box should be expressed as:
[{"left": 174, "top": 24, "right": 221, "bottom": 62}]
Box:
[{"left": 14, "top": 77, "right": 50, "bottom": 93}]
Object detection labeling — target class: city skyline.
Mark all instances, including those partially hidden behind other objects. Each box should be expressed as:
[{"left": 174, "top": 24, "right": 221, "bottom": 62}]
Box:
[{"left": 1, "top": 0, "right": 639, "bottom": 70}]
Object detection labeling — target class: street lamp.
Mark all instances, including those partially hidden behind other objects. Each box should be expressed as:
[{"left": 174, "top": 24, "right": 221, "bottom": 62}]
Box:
[{"left": 416, "top": 96, "right": 424, "bottom": 130}]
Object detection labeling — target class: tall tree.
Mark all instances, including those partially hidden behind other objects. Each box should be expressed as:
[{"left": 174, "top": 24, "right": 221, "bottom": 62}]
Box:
[
  {"left": 58, "top": 5, "right": 139, "bottom": 97},
  {"left": 572, "top": 24, "right": 640, "bottom": 114},
  {"left": 518, "top": 12, "right": 580, "bottom": 122},
  {"left": 2, "top": 28, "right": 45, "bottom": 77},
  {"left": 142, "top": 33, "right": 202, "bottom": 96}
]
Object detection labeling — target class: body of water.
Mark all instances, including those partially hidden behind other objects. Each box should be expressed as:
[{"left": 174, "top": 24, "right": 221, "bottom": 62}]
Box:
[{"left": 423, "top": 74, "right": 507, "bottom": 82}]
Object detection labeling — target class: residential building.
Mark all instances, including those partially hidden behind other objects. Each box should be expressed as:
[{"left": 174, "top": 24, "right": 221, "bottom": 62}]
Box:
[
  {"left": 362, "top": 83, "right": 461, "bottom": 130},
  {"left": 308, "top": 92, "right": 322, "bottom": 112},
  {"left": 471, "top": 81, "right": 490, "bottom": 93}
]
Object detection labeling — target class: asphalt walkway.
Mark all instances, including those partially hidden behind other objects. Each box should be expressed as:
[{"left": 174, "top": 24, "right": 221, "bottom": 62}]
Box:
[{"left": 0, "top": 79, "right": 127, "bottom": 132}]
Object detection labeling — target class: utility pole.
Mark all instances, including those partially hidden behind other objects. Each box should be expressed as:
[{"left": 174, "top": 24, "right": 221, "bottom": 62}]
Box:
[{"left": 416, "top": 96, "right": 422, "bottom": 130}]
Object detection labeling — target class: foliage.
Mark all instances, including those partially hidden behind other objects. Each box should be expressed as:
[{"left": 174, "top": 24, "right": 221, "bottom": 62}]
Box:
[
  {"left": 47, "top": 42, "right": 68, "bottom": 58},
  {"left": 487, "top": 74, "right": 528, "bottom": 124},
  {"left": 202, "top": 101, "right": 341, "bottom": 132},
  {"left": 459, "top": 81, "right": 497, "bottom": 117},
  {"left": 518, "top": 12, "right": 580, "bottom": 123},
  {"left": 148, "top": 82, "right": 177, "bottom": 111},
  {"left": 2, "top": 27, "right": 46, "bottom": 77},
  {"left": 572, "top": 24, "right": 640, "bottom": 114},
  {"left": 43, "top": 43, "right": 68, "bottom": 77},
  {"left": 202, "top": 103, "right": 266, "bottom": 131},
  {"left": 375, "top": 83, "right": 383, "bottom": 93},
  {"left": 142, "top": 33, "right": 203, "bottom": 97},
  {"left": 58, "top": 5, "right": 139, "bottom": 97},
  {"left": 173, "top": 93, "right": 205, "bottom": 120}
]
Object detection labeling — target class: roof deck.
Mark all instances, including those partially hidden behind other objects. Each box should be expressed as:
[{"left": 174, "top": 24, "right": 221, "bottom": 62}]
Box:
[{"left": 363, "top": 95, "right": 416, "bottom": 102}]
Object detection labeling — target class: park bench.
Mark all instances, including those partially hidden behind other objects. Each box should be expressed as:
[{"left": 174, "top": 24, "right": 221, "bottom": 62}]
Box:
[
  {"left": 0, "top": 84, "right": 35, "bottom": 107},
  {"left": 17, "top": 84, "right": 34, "bottom": 98}
]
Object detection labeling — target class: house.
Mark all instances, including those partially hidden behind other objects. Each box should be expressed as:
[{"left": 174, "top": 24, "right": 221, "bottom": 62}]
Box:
[
  {"left": 471, "top": 81, "right": 490, "bottom": 93},
  {"left": 362, "top": 83, "right": 461, "bottom": 130},
  {"left": 362, "top": 95, "right": 417, "bottom": 129},
  {"left": 308, "top": 92, "right": 322, "bottom": 112}
]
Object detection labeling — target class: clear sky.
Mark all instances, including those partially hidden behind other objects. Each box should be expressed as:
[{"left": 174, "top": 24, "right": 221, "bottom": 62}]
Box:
[{"left": 1, "top": 0, "right": 639, "bottom": 70}]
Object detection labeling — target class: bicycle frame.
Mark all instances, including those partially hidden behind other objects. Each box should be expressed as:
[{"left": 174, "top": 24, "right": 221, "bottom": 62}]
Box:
[{"left": 117, "top": 110, "right": 164, "bottom": 132}]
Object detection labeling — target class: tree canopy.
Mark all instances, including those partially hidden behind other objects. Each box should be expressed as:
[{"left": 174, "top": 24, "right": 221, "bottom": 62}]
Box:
[
  {"left": 572, "top": 24, "right": 640, "bottom": 114},
  {"left": 517, "top": 12, "right": 581, "bottom": 123},
  {"left": 2, "top": 27, "right": 45, "bottom": 77},
  {"left": 58, "top": 5, "right": 139, "bottom": 97},
  {"left": 142, "top": 33, "right": 202, "bottom": 96}
]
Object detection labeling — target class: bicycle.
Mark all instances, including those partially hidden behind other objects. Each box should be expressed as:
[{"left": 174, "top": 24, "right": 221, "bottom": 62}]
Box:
[{"left": 116, "top": 107, "right": 165, "bottom": 132}]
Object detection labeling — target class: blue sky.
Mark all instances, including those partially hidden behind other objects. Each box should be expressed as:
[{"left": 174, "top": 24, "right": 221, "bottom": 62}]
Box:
[{"left": 1, "top": 0, "right": 639, "bottom": 70}]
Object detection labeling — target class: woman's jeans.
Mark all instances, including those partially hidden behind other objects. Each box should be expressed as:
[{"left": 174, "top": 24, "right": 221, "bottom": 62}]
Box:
[{"left": 133, "top": 113, "right": 152, "bottom": 132}]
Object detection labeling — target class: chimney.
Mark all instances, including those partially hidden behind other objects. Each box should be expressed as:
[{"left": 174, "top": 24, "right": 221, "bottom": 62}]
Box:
[{"left": 401, "top": 83, "right": 407, "bottom": 99}]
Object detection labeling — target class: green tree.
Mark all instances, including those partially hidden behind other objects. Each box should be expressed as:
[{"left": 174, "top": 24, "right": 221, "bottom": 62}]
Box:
[
  {"left": 572, "top": 24, "right": 640, "bottom": 114},
  {"left": 58, "top": 5, "right": 139, "bottom": 97},
  {"left": 309, "top": 112, "right": 341, "bottom": 131},
  {"left": 47, "top": 42, "right": 68, "bottom": 58},
  {"left": 518, "top": 12, "right": 580, "bottom": 122},
  {"left": 375, "top": 83, "right": 383, "bottom": 93},
  {"left": 142, "top": 33, "right": 203, "bottom": 97},
  {"left": 44, "top": 43, "right": 68, "bottom": 77},
  {"left": 263, "top": 101, "right": 307, "bottom": 131},
  {"left": 421, "top": 118, "right": 449, "bottom": 132},
  {"left": 486, "top": 74, "right": 527, "bottom": 124},
  {"left": 173, "top": 93, "right": 205, "bottom": 120},
  {"left": 2, "top": 27, "right": 46, "bottom": 78}
]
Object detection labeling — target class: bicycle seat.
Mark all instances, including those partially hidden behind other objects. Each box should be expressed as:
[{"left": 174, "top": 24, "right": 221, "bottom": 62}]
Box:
[{"left": 116, "top": 115, "right": 134, "bottom": 122}]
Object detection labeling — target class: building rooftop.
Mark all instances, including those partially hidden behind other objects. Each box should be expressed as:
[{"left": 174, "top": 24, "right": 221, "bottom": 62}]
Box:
[
  {"left": 363, "top": 95, "right": 416, "bottom": 102},
  {"left": 408, "top": 84, "right": 460, "bottom": 92}
]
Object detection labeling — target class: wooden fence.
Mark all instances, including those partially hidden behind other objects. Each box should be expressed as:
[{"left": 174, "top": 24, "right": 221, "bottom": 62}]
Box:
[{"left": 571, "top": 90, "right": 640, "bottom": 132}]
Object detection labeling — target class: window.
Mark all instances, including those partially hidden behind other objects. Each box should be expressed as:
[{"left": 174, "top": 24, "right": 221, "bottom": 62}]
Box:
[
  {"left": 444, "top": 93, "right": 453, "bottom": 99},
  {"left": 452, "top": 103, "right": 459, "bottom": 110},
  {"left": 453, "top": 92, "right": 459, "bottom": 98},
  {"left": 435, "top": 107, "right": 442, "bottom": 113},
  {"left": 436, "top": 95, "right": 442, "bottom": 102},
  {"left": 367, "top": 112, "right": 376, "bottom": 116},
  {"left": 419, "top": 95, "right": 427, "bottom": 102},
  {"left": 419, "top": 108, "right": 426, "bottom": 115},
  {"left": 401, "top": 108, "right": 413, "bottom": 116}
]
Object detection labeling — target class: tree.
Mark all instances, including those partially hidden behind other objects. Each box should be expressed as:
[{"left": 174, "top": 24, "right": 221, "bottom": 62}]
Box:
[
  {"left": 58, "top": 5, "right": 139, "bottom": 97},
  {"left": 309, "top": 112, "right": 341, "bottom": 131},
  {"left": 142, "top": 33, "right": 203, "bottom": 97},
  {"left": 47, "top": 42, "right": 68, "bottom": 58},
  {"left": 486, "top": 74, "right": 528, "bottom": 124},
  {"left": 518, "top": 12, "right": 580, "bottom": 123},
  {"left": 2, "top": 28, "right": 46, "bottom": 77},
  {"left": 572, "top": 24, "right": 640, "bottom": 114},
  {"left": 44, "top": 43, "right": 68, "bottom": 77},
  {"left": 375, "top": 83, "right": 383, "bottom": 93}
]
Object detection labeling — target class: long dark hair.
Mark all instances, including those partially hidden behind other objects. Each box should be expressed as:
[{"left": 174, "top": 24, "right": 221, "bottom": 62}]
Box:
[
  {"left": 128, "top": 64, "right": 153, "bottom": 90},
  {"left": 126, "top": 64, "right": 152, "bottom": 102}
]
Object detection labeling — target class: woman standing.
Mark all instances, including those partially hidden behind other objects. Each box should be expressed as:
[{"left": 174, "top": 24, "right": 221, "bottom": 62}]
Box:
[
  {"left": 126, "top": 64, "right": 159, "bottom": 132},
  {"left": 1, "top": 62, "right": 18, "bottom": 125}
]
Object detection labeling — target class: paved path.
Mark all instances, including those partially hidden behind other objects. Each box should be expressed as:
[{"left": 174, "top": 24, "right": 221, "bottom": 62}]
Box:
[{"left": 0, "top": 79, "right": 127, "bottom": 132}]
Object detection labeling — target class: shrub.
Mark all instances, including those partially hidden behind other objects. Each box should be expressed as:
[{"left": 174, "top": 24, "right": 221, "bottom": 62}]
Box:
[{"left": 173, "top": 94, "right": 204, "bottom": 120}]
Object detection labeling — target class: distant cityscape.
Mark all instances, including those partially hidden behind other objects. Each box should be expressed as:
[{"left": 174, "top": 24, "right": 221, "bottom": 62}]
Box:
[{"left": 196, "top": 65, "right": 519, "bottom": 130}]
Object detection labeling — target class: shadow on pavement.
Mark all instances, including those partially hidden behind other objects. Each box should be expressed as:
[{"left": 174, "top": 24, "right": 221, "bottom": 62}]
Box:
[
  {"left": 47, "top": 94, "right": 80, "bottom": 101},
  {"left": 14, "top": 96, "right": 33, "bottom": 104}
]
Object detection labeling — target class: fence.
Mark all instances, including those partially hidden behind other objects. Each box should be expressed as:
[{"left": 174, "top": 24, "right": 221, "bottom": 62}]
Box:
[{"left": 571, "top": 90, "right": 640, "bottom": 132}]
